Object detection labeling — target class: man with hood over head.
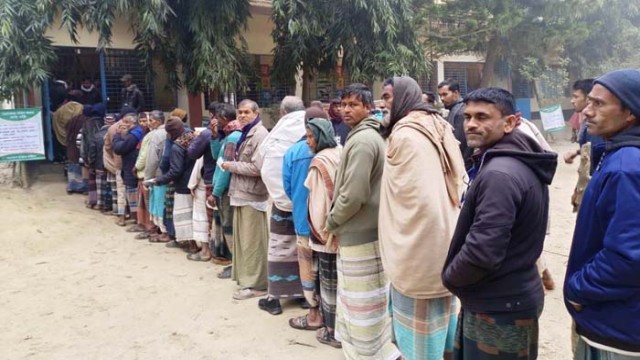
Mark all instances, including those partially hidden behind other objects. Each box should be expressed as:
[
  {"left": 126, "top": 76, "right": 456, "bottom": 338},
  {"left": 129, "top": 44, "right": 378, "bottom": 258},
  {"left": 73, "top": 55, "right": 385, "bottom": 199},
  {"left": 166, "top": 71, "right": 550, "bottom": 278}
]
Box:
[{"left": 380, "top": 76, "right": 466, "bottom": 360}]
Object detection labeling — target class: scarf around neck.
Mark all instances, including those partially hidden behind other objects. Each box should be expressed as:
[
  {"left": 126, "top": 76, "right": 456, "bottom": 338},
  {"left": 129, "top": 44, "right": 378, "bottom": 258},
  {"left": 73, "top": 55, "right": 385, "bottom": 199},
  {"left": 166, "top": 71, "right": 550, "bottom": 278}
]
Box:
[{"left": 236, "top": 116, "right": 261, "bottom": 155}]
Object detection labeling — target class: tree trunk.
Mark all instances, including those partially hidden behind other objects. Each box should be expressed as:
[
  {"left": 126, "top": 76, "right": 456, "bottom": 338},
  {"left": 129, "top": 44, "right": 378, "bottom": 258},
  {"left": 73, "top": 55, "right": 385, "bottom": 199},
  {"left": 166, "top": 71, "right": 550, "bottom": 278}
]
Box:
[
  {"left": 302, "top": 65, "right": 313, "bottom": 106},
  {"left": 480, "top": 36, "right": 500, "bottom": 87}
]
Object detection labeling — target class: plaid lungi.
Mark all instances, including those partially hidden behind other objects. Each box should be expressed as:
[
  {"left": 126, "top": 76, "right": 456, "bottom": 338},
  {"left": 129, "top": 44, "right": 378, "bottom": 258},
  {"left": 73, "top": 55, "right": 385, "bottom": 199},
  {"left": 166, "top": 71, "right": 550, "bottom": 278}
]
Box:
[
  {"left": 335, "top": 241, "right": 400, "bottom": 360},
  {"left": 96, "top": 170, "right": 108, "bottom": 208},
  {"left": 125, "top": 185, "right": 138, "bottom": 216},
  {"left": 106, "top": 171, "right": 118, "bottom": 215},
  {"left": 390, "top": 286, "right": 457, "bottom": 360},
  {"left": 137, "top": 180, "right": 152, "bottom": 229},
  {"left": 267, "top": 205, "right": 303, "bottom": 299},
  {"left": 173, "top": 193, "right": 193, "bottom": 241},
  {"left": 318, "top": 251, "right": 338, "bottom": 330},
  {"left": 164, "top": 182, "right": 175, "bottom": 237},
  {"left": 115, "top": 172, "right": 126, "bottom": 216},
  {"left": 192, "top": 186, "right": 209, "bottom": 243}
]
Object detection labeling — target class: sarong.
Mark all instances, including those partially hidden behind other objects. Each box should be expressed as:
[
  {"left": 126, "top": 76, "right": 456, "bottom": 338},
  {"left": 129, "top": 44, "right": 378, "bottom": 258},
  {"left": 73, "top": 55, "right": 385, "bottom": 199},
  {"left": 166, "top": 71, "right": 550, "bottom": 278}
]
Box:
[
  {"left": 232, "top": 205, "right": 268, "bottom": 290},
  {"left": 173, "top": 193, "right": 193, "bottom": 241},
  {"left": 205, "top": 185, "right": 214, "bottom": 229},
  {"left": 87, "top": 169, "right": 97, "bottom": 205},
  {"left": 318, "top": 251, "right": 338, "bottom": 330},
  {"left": 211, "top": 194, "right": 232, "bottom": 259},
  {"left": 149, "top": 185, "right": 167, "bottom": 232},
  {"left": 125, "top": 185, "right": 138, "bottom": 217},
  {"left": 115, "top": 172, "right": 126, "bottom": 216},
  {"left": 192, "top": 186, "right": 209, "bottom": 243},
  {"left": 267, "top": 205, "right": 303, "bottom": 299},
  {"left": 66, "top": 163, "right": 87, "bottom": 193},
  {"left": 574, "top": 336, "right": 639, "bottom": 360},
  {"left": 335, "top": 241, "right": 400, "bottom": 360},
  {"left": 297, "top": 236, "right": 318, "bottom": 307},
  {"left": 164, "top": 182, "right": 175, "bottom": 237},
  {"left": 96, "top": 170, "right": 107, "bottom": 208},
  {"left": 137, "top": 180, "right": 152, "bottom": 229},
  {"left": 454, "top": 306, "right": 542, "bottom": 360},
  {"left": 107, "top": 171, "right": 118, "bottom": 215},
  {"left": 390, "top": 286, "right": 457, "bottom": 360}
]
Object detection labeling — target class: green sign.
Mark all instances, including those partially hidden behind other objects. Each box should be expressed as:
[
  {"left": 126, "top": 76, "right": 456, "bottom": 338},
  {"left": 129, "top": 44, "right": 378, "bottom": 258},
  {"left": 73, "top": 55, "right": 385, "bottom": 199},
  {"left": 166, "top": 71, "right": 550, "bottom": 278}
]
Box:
[
  {"left": 0, "top": 108, "right": 46, "bottom": 162},
  {"left": 539, "top": 104, "right": 566, "bottom": 133}
]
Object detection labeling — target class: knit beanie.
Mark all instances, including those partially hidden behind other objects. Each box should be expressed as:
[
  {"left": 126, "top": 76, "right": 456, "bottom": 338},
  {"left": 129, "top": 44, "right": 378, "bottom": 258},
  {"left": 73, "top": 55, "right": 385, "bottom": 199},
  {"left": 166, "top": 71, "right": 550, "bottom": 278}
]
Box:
[
  {"left": 165, "top": 117, "right": 185, "bottom": 140},
  {"left": 304, "top": 106, "right": 329, "bottom": 125},
  {"left": 595, "top": 69, "right": 640, "bottom": 118}
]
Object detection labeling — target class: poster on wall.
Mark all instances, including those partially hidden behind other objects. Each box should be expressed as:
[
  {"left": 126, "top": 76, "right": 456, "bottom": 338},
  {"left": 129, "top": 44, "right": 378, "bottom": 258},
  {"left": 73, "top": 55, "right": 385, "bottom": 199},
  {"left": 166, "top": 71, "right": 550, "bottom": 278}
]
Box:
[
  {"left": 539, "top": 104, "right": 566, "bottom": 132},
  {"left": 0, "top": 108, "right": 46, "bottom": 162}
]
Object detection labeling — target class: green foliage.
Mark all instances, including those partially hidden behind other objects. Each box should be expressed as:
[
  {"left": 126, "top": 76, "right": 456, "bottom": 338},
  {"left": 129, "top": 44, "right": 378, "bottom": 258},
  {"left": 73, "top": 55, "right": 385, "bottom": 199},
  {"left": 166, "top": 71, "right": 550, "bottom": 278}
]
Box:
[
  {"left": 0, "top": 0, "right": 251, "bottom": 100},
  {"left": 271, "top": 0, "right": 429, "bottom": 86}
]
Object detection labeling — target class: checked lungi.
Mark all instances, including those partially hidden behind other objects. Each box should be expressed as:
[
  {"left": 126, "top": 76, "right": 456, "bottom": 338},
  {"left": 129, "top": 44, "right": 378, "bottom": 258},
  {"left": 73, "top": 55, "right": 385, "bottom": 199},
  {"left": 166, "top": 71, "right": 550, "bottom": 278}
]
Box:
[{"left": 267, "top": 205, "right": 303, "bottom": 299}]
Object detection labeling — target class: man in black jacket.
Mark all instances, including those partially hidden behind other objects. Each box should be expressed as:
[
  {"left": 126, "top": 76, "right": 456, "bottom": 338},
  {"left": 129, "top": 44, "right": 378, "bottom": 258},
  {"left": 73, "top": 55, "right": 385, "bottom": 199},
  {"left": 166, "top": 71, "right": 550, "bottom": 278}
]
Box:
[
  {"left": 113, "top": 113, "right": 144, "bottom": 227},
  {"left": 442, "top": 88, "right": 557, "bottom": 360},
  {"left": 438, "top": 79, "right": 473, "bottom": 169},
  {"left": 120, "top": 74, "right": 145, "bottom": 112}
]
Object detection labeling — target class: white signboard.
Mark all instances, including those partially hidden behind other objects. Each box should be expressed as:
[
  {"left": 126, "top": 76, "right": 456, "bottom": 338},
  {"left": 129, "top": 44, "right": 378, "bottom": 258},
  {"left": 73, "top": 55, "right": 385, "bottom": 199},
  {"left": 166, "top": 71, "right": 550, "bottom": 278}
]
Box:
[
  {"left": 0, "top": 108, "right": 45, "bottom": 162},
  {"left": 539, "top": 104, "right": 566, "bottom": 132}
]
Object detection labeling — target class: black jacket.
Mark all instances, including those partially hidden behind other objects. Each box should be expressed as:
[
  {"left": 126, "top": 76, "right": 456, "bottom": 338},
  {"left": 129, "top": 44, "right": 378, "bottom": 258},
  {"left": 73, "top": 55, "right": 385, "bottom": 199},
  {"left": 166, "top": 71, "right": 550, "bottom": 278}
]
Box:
[
  {"left": 121, "top": 85, "right": 145, "bottom": 112},
  {"left": 155, "top": 141, "right": 196, "bottom": 194},
  {"left": 88, "top": 126, "right": 108, "bottom": 170},
  {"left": 113, "top": 126, "right": 143, "bottom": 187},
  {"left": 442, "top": 129, "right": 557, "bottom": 313},
  {"left": 446, "top": 99, "right": 474, "bottom": 170},
  {"left": 187, "top": 129, "right": 214, "bottom": 185}
]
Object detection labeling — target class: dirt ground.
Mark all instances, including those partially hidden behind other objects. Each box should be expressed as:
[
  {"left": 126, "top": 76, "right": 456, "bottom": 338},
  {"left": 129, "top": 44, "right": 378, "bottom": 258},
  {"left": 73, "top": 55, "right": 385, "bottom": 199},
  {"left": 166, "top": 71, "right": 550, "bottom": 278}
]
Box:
[{"left": 0, "top": 140, "right": 580, "bottom": 360}]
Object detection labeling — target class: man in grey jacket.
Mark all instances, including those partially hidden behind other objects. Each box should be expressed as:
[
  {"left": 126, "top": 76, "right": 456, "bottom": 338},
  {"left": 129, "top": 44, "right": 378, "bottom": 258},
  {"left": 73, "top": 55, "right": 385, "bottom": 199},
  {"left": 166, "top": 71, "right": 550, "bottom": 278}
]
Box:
[{"left": 143, "top": 111, "right": 170, "bottom": 242}]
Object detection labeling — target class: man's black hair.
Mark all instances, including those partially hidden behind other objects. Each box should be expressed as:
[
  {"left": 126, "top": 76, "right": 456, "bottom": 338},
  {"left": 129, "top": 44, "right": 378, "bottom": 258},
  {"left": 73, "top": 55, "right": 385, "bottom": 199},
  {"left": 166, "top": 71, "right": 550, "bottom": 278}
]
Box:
[
  {"left": 383, "top": 77, "right": 394, "bottom": 87},
  {"left": 437, "top": 78, "right": 460, "bottom": 93},
  {"left": 341, "top": 83, "right": 373, "bottom": 106},
  {"left": 572, "top": 79, "right": 595, "bottom": 97},
  {"left": 218, "top": 103, "right": 237, "bottom": 121},
  {"left": 208, "top": 101, "right": 221, "bottom": 114},
  {"left": 464, "top": 87, "right": 516, "bottom": 116},
  {"left": 424, "top": 91, "right": 436, "bottom": 103}
]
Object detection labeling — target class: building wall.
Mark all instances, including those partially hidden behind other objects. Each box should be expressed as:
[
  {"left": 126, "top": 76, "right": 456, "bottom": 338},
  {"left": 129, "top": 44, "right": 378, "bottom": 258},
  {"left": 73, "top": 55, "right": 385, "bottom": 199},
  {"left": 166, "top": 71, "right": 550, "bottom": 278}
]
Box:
[{"left": 45, "top": 16, "right": 137, "bottom": 49}]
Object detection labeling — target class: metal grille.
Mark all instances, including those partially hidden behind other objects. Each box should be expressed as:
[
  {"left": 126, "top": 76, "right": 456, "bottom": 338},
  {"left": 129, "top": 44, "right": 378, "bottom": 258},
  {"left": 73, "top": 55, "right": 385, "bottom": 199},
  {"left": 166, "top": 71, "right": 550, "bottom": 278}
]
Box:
[
  {"left": 103, "top": 49, "right": 155, "bottom": 112},
  {"left": 51, "top": 47, "right": 102, "bottom": 96},
  {"left": 443, "top": 63, "right": 469, "bottom": 96},
  {"left": 236, "top": 55, "right": 295, "bottom": 109},
  {"left": 416, "top": 61, "right": 438, "bottom": 94}
]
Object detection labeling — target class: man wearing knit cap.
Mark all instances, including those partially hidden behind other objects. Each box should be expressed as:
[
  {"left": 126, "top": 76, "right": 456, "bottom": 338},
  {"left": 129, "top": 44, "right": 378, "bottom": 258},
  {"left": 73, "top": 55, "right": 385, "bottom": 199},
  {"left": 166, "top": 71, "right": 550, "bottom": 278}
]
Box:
[{"left": 565, "top": 69, "right": 640, "bottom": 359}]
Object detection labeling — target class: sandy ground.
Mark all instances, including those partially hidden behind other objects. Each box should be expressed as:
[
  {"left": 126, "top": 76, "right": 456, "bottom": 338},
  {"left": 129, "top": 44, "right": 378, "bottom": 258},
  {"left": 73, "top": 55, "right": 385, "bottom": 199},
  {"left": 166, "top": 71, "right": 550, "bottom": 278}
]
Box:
[{"left": 0, "top": 140, "right": 580, "bottom": 360}]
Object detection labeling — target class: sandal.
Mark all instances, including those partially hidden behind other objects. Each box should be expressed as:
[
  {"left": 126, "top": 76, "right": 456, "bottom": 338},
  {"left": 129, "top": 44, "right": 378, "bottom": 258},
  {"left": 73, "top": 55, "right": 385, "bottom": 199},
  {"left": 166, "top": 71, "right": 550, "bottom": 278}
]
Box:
[
  {"left": 165, "top": 240, "right": 183, "bottom": 249},
  {"left": 126, "top": 224, "right": 146, "bottom": 233},
  {"left": 148, "top": 233, "right": 172, "bottom": 243},
  {"left": 316, "top": 327, "right": 342, "bottom": 348},
  {"left": 135, "top": 232, "right": 150, "bottom": 240},
  {"left": 187, "top": 253, "right": 212, "bottom": 262},
  {"left": 288, "top": 315, "right": 323, "bottom": 331},
  {"left": 115, "top": 217, "right": 126, "bottom": 227}
]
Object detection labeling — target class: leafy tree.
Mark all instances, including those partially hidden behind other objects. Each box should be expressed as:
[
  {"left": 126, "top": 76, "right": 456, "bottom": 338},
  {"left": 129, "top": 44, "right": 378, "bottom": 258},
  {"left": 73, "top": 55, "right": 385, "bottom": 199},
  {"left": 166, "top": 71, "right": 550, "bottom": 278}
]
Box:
[
  {"left": 0, "top": 0, "right": 252, "bottom": 100},
  {"left": 271, "top": 0, "right": 428, "bottom": 102}
]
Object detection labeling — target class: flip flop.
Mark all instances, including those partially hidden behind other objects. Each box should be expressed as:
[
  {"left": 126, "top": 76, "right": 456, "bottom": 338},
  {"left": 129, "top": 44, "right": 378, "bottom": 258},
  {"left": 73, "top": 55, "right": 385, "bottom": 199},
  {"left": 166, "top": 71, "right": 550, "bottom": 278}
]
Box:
[
  {"left": 135, "top": 232, "right": 150, "bottom": 240},
  {"left": 187, "top": 253, "right": 212, "bottom": 262},
  {"left": 316, "top": 327, "right": 342, "bottom": 348},
  {"left": 288, "top": 315, "right": 323, "bottom": 331},
  {"left": 126, "top": 224, "right": 146, "bottom": 233},
  {"left": 149, "top": 234, "right": 172, "bottom": 243},
  {"left": 165, "top": 240, "right": 183, "bottom": 249},
  {"left": 217, "top": 266, "right": 232, "bottom": 279}
]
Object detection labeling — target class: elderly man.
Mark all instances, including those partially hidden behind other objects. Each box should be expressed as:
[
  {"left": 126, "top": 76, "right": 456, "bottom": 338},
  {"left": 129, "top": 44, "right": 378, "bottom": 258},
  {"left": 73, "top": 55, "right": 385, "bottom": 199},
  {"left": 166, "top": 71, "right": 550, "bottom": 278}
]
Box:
[
  {"left": 144, "top": 111, "right": 170, "bottom": 242},
  {"left": 565, "top": 69, "right": 640, "bottom": 359},
  {"left": 380, "top": 76, "right": 466, "bottom": 360},
  {"left": 221, "top": 99, "right": 270, "bottom": 300},
  {"left": 442, "top": 88, "right": 557, "bottom": 359},
  {"left": 254, "top": 96, "right": 306, "bottom": 314},
  {"left": 113, "top": 113, "right": 144, "bottom": 228}
]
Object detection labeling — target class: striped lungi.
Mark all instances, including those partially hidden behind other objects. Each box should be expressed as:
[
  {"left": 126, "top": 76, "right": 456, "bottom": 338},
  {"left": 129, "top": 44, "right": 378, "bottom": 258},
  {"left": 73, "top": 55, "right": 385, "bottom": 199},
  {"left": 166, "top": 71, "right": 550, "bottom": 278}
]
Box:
[
  {"left": 106, "top": 171, "right": 118, "bottom": 215},
  {"left": 390, "top": 286, "right": 457, "bottom": 360},
  {"left": 164, "top": 182, "right": 176, "bottom": 237},
  {"left": 87, "top": 169, "right": 97, "bottom": 205},
  {"left": 96, "top": 170, "right": 107, "bottom": 208},
  {"left": 454, "top": 306, "right": 542, "bottom": 360},
  {"left": 137, "top": 180, "right": 151, "bottom": 229},
  {"left": 192, "top": 186, "right": 209, "bottom": 243},
  {"left": 297, "top": 236, "right": 318, "bottom": 307},
  {"left": 232, "top": 205, "right": 268, "bottom": 290},
  {"left": 267, "top": 206, "right": 303, "bottom": 299},
  {"left": 149, "top": 184, "right": 167, "bottom": 232},
  {"left": 335, "top": 241, "right": 400, "bottom": 360},
  {"left": 318, "top": 251, "right": 338, "bottom": 330},
  {"left": 115, "top": 172, "right": 126, "bottom": 216},
  {"left": 125, "top": 185, "right": 138, "bottom": 216},
  {"left": 173, "top": 193, "right": 193, "bottom": 241}
]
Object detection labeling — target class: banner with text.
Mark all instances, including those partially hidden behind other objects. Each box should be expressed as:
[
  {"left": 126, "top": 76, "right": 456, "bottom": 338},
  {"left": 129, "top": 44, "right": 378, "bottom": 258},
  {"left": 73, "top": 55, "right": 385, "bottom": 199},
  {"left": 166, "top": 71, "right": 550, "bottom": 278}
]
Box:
[
  {"left": 0, "top": 108, "right": 46, "bottom": 162},
  {"left": 539, "top": 104, "right": 566, "bottom": 132}
]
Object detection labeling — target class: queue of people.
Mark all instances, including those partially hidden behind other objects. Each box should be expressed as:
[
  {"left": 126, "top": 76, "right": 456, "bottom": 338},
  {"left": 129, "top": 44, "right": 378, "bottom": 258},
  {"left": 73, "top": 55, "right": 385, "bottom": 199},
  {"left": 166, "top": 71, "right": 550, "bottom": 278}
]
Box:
[{"left": 58, "top": 69, "right": 640, "bottom": 360}]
